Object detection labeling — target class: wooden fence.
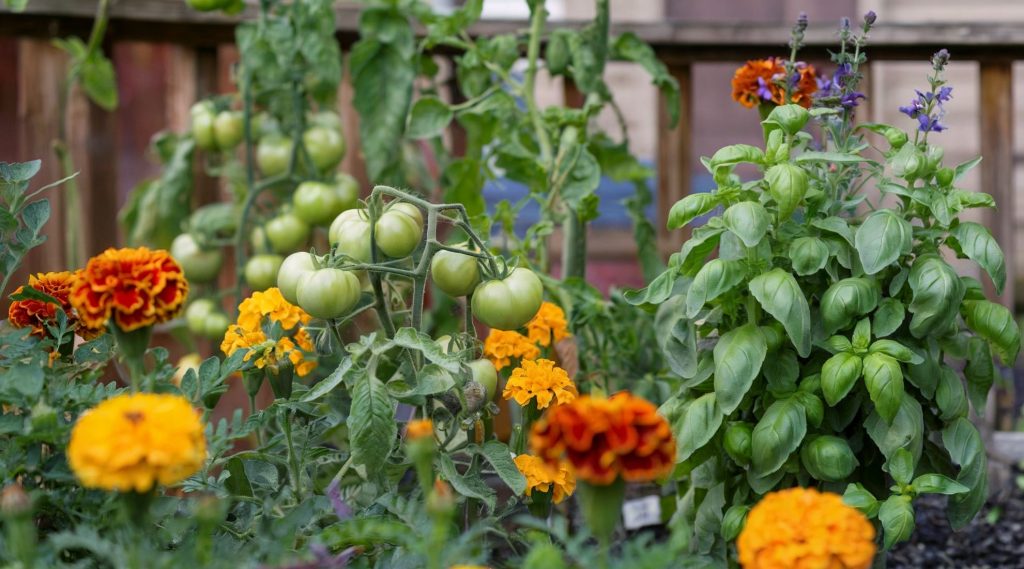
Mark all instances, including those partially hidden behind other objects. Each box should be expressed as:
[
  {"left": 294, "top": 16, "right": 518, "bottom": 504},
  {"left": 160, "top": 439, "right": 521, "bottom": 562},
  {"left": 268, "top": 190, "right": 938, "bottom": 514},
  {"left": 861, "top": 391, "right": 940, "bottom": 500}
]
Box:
[{"left": 0, "top": 2, "right": 1020, "bottom": 424}]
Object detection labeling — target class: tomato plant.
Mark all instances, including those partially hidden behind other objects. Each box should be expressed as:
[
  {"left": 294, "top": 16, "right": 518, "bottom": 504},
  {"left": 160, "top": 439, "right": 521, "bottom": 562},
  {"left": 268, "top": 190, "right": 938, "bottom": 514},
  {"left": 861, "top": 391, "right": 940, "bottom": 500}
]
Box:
[
  {"left": 276, "top": 251, "right": 319, "bottom": 305},
  {"left": 472, "top": 267, "right": 544, "bottom": 330},
  {"left": 302, "top": 125, "right": 345, "bottom": 173},
  {"left": 256, "top": 134, "right": 292, "bottom": 177},
  {"left": 295, "top": 268, "right": 361, "bottom": 320},
  {"left": 170, "top": 233, "right": 222, "bottom": 284},
  {"left": 214, "top": 110, "right": 244, "bottom": 150},
  {"left": 244, "top": 254, "right": 284, "bottom": 291},
  {"left": 430, "top": 248, "right": 480, "bottom": 297},
  {"left": 264, "top": 212, "right": 310, "bottom": 254},
  {"left": 375, "top": 202, "right": 422, "bottom": 258},
  {"left": 292, "top": 181, "right": 346, "bottom": 226}
]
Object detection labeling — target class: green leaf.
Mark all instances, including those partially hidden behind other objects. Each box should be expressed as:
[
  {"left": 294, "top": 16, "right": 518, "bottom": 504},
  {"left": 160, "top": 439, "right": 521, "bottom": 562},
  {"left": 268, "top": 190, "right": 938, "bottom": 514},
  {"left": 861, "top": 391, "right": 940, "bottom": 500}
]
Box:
[
  {"left": 765, "top": 163, "right": 808, "bottom": 221},
  {"left": 81, "top": 52, "right": 119, "bottom": 111},
  {"left": 713, "top": 324, "right": 767, "bottom": 414},
  {"left": 610, "top": 32, "right": 680, "bottom": 128},
  {"left": 869, "top": 339, "right": 920, "bottom": 363},
  {"left": 479, "top": 440, "right": 526, "bottom": 495},
  {"left": 224, "top": 457, "right": 253, "bottom": 498},
  {"left": 855, "top": 210, "right": 912, "bottom": 275},
  {"left": 964, "top": 338, "right": 995, "bottom": 414},
  {"left": 656, "top": 296, "right": 699, "bottom": 379},
  {"left": 347, "top": 374, "right": 397, "bottom": 475},
  {"left": 820, "top": 278, "right": 880, "bottom": 336},
  {"left": 708, "top": 144, "right": 764, "bottom": 173},
  {"left": 863, "top": 352, "right": 904, "bottom": 423},
  {"left": 721, "top": 505, "right": 749, "bottom": 541},
  {"left": 3, "top": 0, "right": 29, "bottom": 13},
  {"left": 794, "top": 151, "right": 867, "bottom": 164},
  {"left": 387, "top": 364, "right": 454, "bottom": 400},
  {"left": 866, "top": 394, "right": 923, "bottom": 463},
  {"left": 1, "top": 363, "right": 43, "bottom": 399},
  {"left": 675, "top": 393, "right": 723, "bottom": 463},
  {"left": 821, "top": 352, "right": 862, "bottom": 406},
  {"left": 811, "top": 216, "right": 855, "bottom": 246},
  {"left": 352, "top": 36, "right": 415, "bottom": 184},
  {"left": 762, "top": 104, "right": 809, "bottom": 136},
  {"left": 0, "top": 160, "right": 40, "bottom": 183},
  {"left": 302, "top": 358, "right": 355, "bottom": 402},
  {"left": 751, "top": 397, "right": 806, "bottom": 477},
  {"left": 441, "top": 158, "right": 486, "bottom": 216},
  {"left": 406, "top": 97, "right": 452, "bottom": 139},
  {"left": 852, "top": 317, "right": 871, "bottom": 351},
  {"left": 391, "top": 327, "right": 462, "bottom": 372},
  {"left": 961, "top": 300, "right": 1021, "bottom": 365},
  {"left": 913, "top": 474, "right": 969, "bottom": 495},
  {"left": 438, "top": 454, "right": 496, "bottom": 511},
  {"left": 22, "top": 199, "right": 50, "bottom": 235},
  {"left": 935, "top": 366, "right": 968, "bottom": 422},
  {"left": 748, "top": 268, "right": 811, "bottom": 357},
  {"left": 952, "top": 156, "right": 982, "bottom": 182},
  {"left": 942, "top": 418, "right": 987, "bottom": 530},
  {"left": 678, "top": 226, "right": 724, "bottom": 276},
  {"left": 888, "top": 448, "right": 915, "bottom": 486},
  {"left": 843, "top": 484, "right": 880, "bottom": 519},
  {"left": 668, "top": 193, "right": 719, "bottom": 230},
  {"left": 723, "top": 201, "right": 770, "bottom": 248},
  {"left": 788, "top": 236, "right": 828, "bottom": 276},
  {"left": 686, "top": 259, "right": 745, "bottom": 317},
  {"left": 873, "top": 298, "right": 906, "bottom": 338},
  {"left": 879, "top": 495, "right": 915, "bottom": 550},
  {"left": 907, "top": 255, "right": 965, "bottom": 338}
]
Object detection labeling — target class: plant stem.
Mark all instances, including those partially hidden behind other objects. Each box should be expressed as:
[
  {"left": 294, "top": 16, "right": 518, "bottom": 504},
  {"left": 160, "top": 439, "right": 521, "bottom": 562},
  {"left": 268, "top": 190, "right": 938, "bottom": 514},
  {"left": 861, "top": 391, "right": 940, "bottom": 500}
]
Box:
[
  {"left": 282, "top": 409, "right": 303, "bottom": 497},
  {"left": 524, "top": 0, "right": 552, "bottom": 164}
]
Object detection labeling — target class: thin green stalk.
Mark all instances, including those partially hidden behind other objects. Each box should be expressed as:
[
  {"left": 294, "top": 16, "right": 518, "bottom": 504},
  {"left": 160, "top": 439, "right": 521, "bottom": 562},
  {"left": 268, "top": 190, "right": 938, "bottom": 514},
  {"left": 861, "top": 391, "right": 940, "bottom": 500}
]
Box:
[
  {"left": 282, "top": 410, "right": 303, "bottom": 497},
  {"left": 524, "top": 0, "right": 552, "bottom": 164}
]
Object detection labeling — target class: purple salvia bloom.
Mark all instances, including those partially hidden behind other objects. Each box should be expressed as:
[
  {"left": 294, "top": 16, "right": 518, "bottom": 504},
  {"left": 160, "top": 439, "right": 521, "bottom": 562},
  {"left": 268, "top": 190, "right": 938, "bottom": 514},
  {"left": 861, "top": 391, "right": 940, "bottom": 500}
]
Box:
[
  {"left": 840, "top": 92, "right": 866, "bottom": 109},
  {"left": 864, "top": 10, "right": 877, "bottom": 26},
  {"left": 937, "top": 86, "right": 953, "bottom": 102},
  {"left": 326, "top": 479, "right": 352, "bottom": 520}
]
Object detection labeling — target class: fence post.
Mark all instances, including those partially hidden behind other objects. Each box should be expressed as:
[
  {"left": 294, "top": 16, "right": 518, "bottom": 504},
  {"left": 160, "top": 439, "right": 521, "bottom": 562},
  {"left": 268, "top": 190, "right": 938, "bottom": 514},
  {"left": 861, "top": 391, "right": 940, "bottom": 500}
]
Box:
[{"left": 656, "top": 61, "right": 692, "bottom": 257}]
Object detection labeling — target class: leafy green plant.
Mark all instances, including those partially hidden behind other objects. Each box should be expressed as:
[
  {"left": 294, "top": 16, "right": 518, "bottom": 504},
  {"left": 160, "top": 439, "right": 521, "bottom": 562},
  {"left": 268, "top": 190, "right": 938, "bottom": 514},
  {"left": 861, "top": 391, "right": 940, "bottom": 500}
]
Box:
[{"left": 644, "top": 17, "right": 1020, "bottom": 562}]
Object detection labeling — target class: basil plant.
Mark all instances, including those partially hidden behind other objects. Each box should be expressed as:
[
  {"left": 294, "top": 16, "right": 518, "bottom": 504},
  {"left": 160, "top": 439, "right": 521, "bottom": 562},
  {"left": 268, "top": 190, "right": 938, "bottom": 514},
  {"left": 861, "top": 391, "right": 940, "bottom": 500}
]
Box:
[{"left": 646, "top": 68, "right": 1020, "bottom": 558}]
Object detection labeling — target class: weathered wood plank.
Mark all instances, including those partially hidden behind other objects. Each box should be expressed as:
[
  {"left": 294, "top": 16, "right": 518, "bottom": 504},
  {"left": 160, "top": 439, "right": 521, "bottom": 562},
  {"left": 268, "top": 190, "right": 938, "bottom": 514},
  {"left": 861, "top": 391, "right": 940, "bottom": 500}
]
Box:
[{"left": 656, "top": 62, "right": 691, "bottom": 258}]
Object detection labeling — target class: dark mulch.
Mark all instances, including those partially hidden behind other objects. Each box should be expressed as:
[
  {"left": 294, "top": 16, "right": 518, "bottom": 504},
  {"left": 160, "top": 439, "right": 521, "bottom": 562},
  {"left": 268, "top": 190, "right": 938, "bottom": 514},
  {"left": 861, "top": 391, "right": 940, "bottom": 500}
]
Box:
[{"left": 888, "top": 488, "right": 1024, "bottom": 568}]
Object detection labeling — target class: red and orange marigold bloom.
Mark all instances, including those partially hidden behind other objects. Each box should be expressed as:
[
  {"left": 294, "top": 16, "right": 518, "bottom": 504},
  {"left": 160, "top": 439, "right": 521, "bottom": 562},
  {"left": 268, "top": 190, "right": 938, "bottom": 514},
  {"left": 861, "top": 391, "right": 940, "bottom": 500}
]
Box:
[
  {"left": 70, "top": 247, "right": 189, "bottom": 332},
  {"left": 732, "top": 58, "right": 818, "bottom": 109},
  {"left": 8, "top": 271, "right": 102, "bottom": 339},
  {"left": 737, "top": 487, "right": 876, "bottom": 569},
  {"left": 529, "top": 391, "right": 675, "bottom": 485}
]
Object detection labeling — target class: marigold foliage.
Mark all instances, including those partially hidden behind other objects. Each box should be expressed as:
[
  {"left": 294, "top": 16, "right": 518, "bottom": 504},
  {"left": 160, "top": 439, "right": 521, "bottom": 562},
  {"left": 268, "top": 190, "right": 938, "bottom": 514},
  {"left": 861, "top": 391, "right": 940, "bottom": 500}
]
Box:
[
  {"left": 526, "top": 301, "right": 571, "bottom": 347},
  {"left": 483, "top": 329, "right": 540, "bottom": 371},
  {"left": 732, "top": 58, "right": 818, "bottom": 109},
  {"left": 8, "top": 271, "right": 102, "bottom": 339},
  {"left": 513, "top": 454, "right": 575, "bottom": 504},
  {"left": 69, "top": 247, "right": 189, "bottom": 332},
  {"left": 68, "top": 393, "right": 206, "bottom": 492},
  {"left": 737, "top": 487, "right": 876, "bottom": 569},
  {"left": 530, "top": 392, "right": 675, "bottom": 485},
  {"left": 503, "top": 359, "right": 577, "bottom": 410},
  {"left": 220, "top": 287, "right": 316, "bottom": 377}
]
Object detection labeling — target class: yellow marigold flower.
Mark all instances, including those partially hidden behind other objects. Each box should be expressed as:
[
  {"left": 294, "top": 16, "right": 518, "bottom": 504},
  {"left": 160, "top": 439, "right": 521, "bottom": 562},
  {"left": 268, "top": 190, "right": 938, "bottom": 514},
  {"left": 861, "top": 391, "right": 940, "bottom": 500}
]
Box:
[
  {"left": 513, "top": 454, "right": 575, "bottom": 504},
  {"left": 70, "top": 247, "right": 189, "bottom": 332},
  {"left": 68, "top": 393, "right": 206, "bottom": 492},
  {"left": 502, "top": 359, "right": 577, "bottom": 409},
  {"left": 220, "top": 288, "right": 316, "bottom": 377},
  {"left": 483, "top": 329, "right": 540, "bottom": 371},
  {"left": 407, "top": 419, "right": 434, "bottom": 441},
  {"left": 526, "top": 301, "right": 571, "bottom": 347},
  {"left": 737, "top": 487, "right": 876, "bottom": 569}
]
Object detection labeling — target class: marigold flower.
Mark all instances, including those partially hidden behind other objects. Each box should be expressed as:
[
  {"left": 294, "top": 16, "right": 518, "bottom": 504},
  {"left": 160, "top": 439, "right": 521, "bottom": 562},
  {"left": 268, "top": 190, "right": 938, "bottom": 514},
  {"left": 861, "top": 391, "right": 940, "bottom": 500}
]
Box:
[
  {"left": 483, "top": 329, "right": 540, "bottom": 371},
  {"left": 530, "top": 392, "right": 675, "bottom": 485},
  {"left": 526, "top": 301, "right": 571, "bottom": 347},
  {"left": 68, "top": 393, "right": 206, "bottom": 492},
  {"left": 8, "top": 271, "right": 102, "bottom": 340},
  {"left": 220, "top": 288, "right": 316, "bottom": 377},
  {"left": 514, "top": 454, "right": 575, "bottom": 504},
  {"left": 737, "top": 487, "right": 876, "bottom": 569},
  {"left": 70, "top": 247, "right": 188, "bottom": 332},
  {"left": 503, "top": 359, "right": 577, "bottom": 409},
  {"left": 732, "top": 58, "right": 818, "bottom": 109},
  {"left": 407, "top": 418, "right": 434, "bottom": 441}
]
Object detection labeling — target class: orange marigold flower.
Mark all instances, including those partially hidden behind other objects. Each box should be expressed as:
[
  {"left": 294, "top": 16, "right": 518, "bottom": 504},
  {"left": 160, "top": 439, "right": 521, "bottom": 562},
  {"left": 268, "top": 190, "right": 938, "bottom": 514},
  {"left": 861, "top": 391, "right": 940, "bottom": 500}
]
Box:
[
  {"left": 732, "top": 58, "right": 818, "bottom": 109},
  {"left": 530, "top": 392, "right": 675, "bottom": 485},
  {"left": 526, "top": 301, "right": 571, "bottom": 347},
  {"left": 68, "top": 393, "right": 206, "bottom": 492},
  {"left": 220, "top": 288, "right": 316, "bottom": 377},
  {"left": 407, "top": 418, "right": 434, "bottom": 441},
  {"left": 737, "top": 487, "right": 876, "bottom": 569},
  {"left": 514, "top": 454, "right": 575, "bottom": 504},
  {"left": 483, "top": 329, "right": 540, "bottom": 371},
  {"left": 790, "top": 62, "right": 819, "bottom": 108},
  {"left": 70, "top": 247, "right": 188, "bottom": 332},
  {"left": 503, "top": 359, "right": 577, "bottom": 409},
  {"left": 8, "top": 271, "right": 102, "bottom": 339}
]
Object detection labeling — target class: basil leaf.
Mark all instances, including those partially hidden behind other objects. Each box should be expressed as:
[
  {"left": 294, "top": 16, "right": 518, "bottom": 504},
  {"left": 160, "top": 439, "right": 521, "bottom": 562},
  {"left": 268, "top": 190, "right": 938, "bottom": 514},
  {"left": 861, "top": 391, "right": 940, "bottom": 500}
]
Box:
[
  {"left": 751, "top": 397, "right": 807, "bottom": 478},
  {"left": 948, "top": 221, "right": 1006, "bottom": 294},
  {"left": 908, "top": 255, "right": 965, "bottom": 339},
  {"left": 863, "top": 352, "right": 904, "bottom": 423},
  {"left": 748, "top": 269, "right": 811, "bottom": 357},
  {"left": 713, "top": 324, "right": 768, "bottom": 414},
  {"left": 723, "top": 201, "right": 770, "bottom": 248},
  {"left": 855, "top": 210, "right": 912, "bottom": 275}
]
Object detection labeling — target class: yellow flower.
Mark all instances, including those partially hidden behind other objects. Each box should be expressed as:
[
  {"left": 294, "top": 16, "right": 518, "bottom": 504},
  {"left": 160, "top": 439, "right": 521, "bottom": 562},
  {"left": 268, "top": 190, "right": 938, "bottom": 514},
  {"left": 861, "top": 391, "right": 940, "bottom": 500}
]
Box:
[
  {"left": 220, "top": 288, "right": 316, "bottom": 377},
  {"left": 483, "top": 329, "right": 540, "bottom": 371},
  {"left": 526, "top": 301, "right": 570, "bottom": 347},
  {"left": 513, "top": 454, "right": 575, "bottom": 504},
  {"left": 737, "top": 487, "right": 876, "bottom": 569},
  {"left": 502, "top": 359, "right": 577, "bottom": 409},
  {"left": 407, "top": 419, "right": 434, "bottom": 441},
  {"left": 68, "top": 393, "right": 206, "bottom": 492}
]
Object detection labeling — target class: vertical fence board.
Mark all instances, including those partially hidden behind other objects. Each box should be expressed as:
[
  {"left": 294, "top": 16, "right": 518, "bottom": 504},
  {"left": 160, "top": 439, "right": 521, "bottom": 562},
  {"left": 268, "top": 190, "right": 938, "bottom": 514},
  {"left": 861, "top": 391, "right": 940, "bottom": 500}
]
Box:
[{"left": 656, "top": 62, "right": 692, "bottom": 257}]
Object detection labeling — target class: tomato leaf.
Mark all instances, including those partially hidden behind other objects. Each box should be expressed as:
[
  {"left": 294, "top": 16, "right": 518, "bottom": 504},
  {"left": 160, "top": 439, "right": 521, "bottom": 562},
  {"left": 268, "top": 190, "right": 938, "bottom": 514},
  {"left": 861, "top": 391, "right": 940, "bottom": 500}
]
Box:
[{"left": 348, "top": 374, "right": 397, "bottom": 475}]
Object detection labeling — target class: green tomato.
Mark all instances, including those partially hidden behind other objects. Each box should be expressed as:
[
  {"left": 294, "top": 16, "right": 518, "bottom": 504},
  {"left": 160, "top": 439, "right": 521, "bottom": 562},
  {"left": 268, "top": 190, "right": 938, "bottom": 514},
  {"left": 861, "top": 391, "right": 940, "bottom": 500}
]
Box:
[
  {"left": 170, "top": 233, "right": 223, "bottom": 284},
  {"left": 296, "top": 268, "right": 361, "bottom": 320},
  {"left": 245, "top": 254, "right": 284, "bottom": 291},
  {"left": 250, "top": 226, "right": 271, "bottom": 255},
  {"left": 293, "top": 181, "right": 344, "bottom": 226},
  {"left": 214, "top": 110, "right": 244, "bottom": 150},
  {"left": 431, "top": 249, "right": 480, "bottom": 297},
  {"left": 302, "top": 126, "right": 345, "bottom": 172},
  {"left": 471, "top": 268, "right": 544, "bottom": 330},
  {"left": 307, "top": 111, "right": 343, "bottom": 131},
  {"left": 257, "top": 134, "right": 293, "bottom": 177},
  {"left": 467, "top": 359, "right": 498, "bottom": 401},
  {"left": 375, "top": 203, "right": 423, "bottom": 258},
  {"left": 264, "top": 213, "right": 310, "bottom": 254},
  {"left": 185, "top": 298, "right": 218, "bottom": 335},
  {"left": 204, "top": 311, "right": 231, "bottom": 340},
  {"left": 330, "top": 209, "right": 372, "bottom": 262},
  {"left": 277, "top": 252, "right": 320, "bottom": 305},
  {"left": 334, "top": 173, "right": 360, "bottom": 211},
  {"left": 190, "top": 102, "right": 218, "bottom": 150}
]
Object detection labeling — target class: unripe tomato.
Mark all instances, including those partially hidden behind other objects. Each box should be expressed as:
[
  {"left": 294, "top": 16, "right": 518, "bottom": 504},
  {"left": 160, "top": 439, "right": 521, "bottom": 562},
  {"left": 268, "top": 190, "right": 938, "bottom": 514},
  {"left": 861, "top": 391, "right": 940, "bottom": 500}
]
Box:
[
  {"left": 190, "top": 102, "right": 218, "bottom": 151},
  {"left": 308, "top": 110, "right": 343, "bottom": 131},
  {"left": 170, "top": 233, "right": 223, "bottom": 284},
  {"left": 265, "top": 213, "right": 310, "bottom": 254},
  {"left": 334, "top": 173, "right": 360, "bottom": 211},
  {"left": 376, "top": 203, "right": 423, "bottom": 258},
  {"left": 203, "top": 311, "right": 231, "bottom": 340},
  {"left": 431, "top": 249, "right": 480, "bottom": 297},
  {"left": 293, "top": 181, "right": 345, "bottom": 226},
  {"left": 330, "top": 209, "right": 372, "bottom": 262},
  {"left": 296, "top": 268, "right": 361, "bottom": 320},
  {"left": 250, "top": 226, "right": 272, "bottom": 255},
  {"left": 185, "top": 298, "right": 218, "bottom": 335},
  {"left": 277, "top": 252, "right": 319, "bottom": 305},
  {"left": 257, "top": 134, "right": 293, "bottom": 177},
  {"left": 245, "top": 254, "right": 284, "bottom": 291},
  {"left": 214, "top": 110, "right": 244, "bottom": 150},
  {"left": 471, "top": 268, "right": 543, "bottom": 330},
  {"left": 302, "top": 126, "right": 345, "bottom": 172},
  {"left": 467, "top": 359, "right": 498, "bottom": 401}
]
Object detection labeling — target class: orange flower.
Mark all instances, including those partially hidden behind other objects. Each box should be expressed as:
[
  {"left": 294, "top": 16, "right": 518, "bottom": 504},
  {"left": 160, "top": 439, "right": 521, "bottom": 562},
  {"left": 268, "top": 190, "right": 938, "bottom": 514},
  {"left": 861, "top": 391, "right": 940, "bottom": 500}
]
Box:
[
  {"left": 790, "top": 62, "right": 819, "bottom": 108},
  {"left": 732, "top": 58, "right": 818, "bottom": 109},
  {"left": 483, "top": 329, "right": 540, "bottom": 371},
  {"left": 502, "top": 359, "right": 577, "bottom": 409},
  {"left": 737, "top": 487, "right": 876, "bottom": 569},
  {"left": 514, "top": 454, "right": 575, "bottom": 504},
  {"left": 529, "top": 392, "right": 675, "bottom": 485},
  {"left": 526, "top": 301, "right": 571, "bottom": 347},
  {"left": 8, "top": 271, "right": 102, "bottom": 339},
  {"left": 407, "top": 419, "right": 434, "bottom": 441},
  {"left": 220, "top": 287, "right": 316, "bottom": 377},
  {"left": 70, "top": 247, "right": 188, "bottom": 332}
]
